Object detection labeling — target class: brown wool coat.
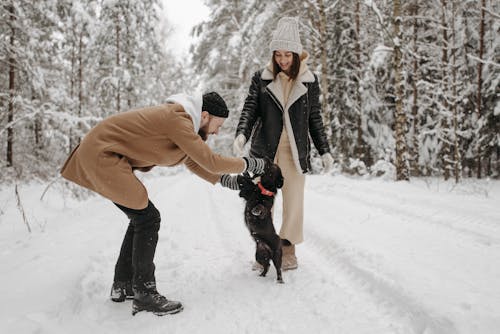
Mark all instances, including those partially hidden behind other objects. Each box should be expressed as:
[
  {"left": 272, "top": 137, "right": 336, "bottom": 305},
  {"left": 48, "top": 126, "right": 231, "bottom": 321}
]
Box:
[{"left": 61, "top": 103, "right": 245, "bottom": 209}]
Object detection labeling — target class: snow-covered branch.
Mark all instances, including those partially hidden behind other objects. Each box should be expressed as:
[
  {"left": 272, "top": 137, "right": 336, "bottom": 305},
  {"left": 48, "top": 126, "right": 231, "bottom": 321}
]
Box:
[
  {"left": 467, "top": 55, "right": 500, "bottom": 68},
  {"left": 364, "top": 0, "right": 385, "bottom": 26},
  {"left": 482, "top": 6, "right": 500, "bottom": 20},
  {"left": 363, "top": 0, "right": 395, "bottom": 47},
  {"left": 325, "top": 0, "right": 341, "bottom": 12},
  {"left": 0, "top": 110, "right": 41, "bottom": 135}
]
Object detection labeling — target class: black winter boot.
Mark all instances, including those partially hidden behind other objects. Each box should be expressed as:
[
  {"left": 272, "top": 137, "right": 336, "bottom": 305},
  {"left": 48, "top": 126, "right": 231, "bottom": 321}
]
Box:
[
  {"left": 132, "top": 289, "right": 183, "bottom": 316},
  {"left": 110, "top": 281, "right": 134, "bottom": 302}
]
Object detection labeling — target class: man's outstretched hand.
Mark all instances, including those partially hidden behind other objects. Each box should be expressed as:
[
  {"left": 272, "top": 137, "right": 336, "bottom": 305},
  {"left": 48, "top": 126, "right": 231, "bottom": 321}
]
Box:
[{"left": 220, "top": 173, "right": 254, "bottom": 191}]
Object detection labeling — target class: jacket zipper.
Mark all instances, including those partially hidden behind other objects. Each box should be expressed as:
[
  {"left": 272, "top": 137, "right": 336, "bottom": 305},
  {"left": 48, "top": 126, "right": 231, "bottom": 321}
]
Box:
[{"left": 265, "top": 87, "right": 285, "bottom": 114}]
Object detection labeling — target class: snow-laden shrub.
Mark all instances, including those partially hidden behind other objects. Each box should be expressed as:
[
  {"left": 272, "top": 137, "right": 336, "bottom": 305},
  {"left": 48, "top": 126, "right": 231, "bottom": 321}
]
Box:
[
  {"left": 343, "top": 158, "right": 369, "bottom": 176},
  {"left": 370, "top": 159, "right": 396, "bottom": 180}
]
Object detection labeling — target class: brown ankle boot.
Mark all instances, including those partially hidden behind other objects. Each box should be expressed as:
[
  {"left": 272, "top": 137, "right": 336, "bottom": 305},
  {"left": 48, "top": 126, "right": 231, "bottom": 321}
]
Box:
[{"left": 281, "top": 244, "right": 298, "bottom": 270}]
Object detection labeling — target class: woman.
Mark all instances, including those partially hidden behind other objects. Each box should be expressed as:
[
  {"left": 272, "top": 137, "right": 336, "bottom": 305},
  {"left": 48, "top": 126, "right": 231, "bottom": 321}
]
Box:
[{"left": 233, "top": 17, "right": 333, "bottom": 270}]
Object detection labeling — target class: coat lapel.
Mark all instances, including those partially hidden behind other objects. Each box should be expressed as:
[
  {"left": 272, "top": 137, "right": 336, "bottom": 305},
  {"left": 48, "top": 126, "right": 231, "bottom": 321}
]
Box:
[
  {"left": 261, "top": 67, "right": 315, "bottom": 111},
  {"left": 286, "top": 82, "right": 307, "bottom": 111},
  {"left": 267, "top": 79, "right": 286, "bottom": 110}
]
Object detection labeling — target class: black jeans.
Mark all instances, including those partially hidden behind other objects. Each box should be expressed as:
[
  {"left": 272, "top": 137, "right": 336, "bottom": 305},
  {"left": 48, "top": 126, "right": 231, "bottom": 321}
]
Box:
[{"left": 113, "top": 200, "right": 161, "bottom": 292}]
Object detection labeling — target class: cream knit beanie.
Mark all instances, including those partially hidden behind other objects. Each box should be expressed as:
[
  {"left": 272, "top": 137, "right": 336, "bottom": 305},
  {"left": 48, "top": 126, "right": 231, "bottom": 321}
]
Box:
[{"left": 269, "top": 17, "right": 303, "bottom": 55}]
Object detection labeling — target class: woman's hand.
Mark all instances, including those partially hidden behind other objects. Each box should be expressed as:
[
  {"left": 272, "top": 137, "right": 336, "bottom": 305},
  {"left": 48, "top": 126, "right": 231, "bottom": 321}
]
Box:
[
  {"left": 321, "top": 153, "right": 334, "bottom": 173},
  {"left": 233, "top": 134, "right": 246, "bottom": 156}
]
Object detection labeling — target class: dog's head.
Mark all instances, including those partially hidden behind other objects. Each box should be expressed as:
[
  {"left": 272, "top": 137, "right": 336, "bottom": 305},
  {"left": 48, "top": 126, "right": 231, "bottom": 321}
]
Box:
[
  {"left": 259, "top": 162, "right": 284, "bottom": 193},
  {"left": 238, "top": 160, "right": 284, "bottom": 200}
]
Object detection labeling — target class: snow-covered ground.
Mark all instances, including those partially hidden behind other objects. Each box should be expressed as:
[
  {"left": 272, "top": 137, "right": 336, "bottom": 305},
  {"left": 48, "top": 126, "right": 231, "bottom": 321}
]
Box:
[{"left": 1, "top": 171, "right": 499, "bottom": 334}]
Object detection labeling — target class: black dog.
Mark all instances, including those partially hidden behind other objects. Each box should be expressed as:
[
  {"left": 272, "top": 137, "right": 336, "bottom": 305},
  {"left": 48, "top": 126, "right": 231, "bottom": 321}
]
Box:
[{"left": 238, "top": 163, "right": 284, "bottom": 283}]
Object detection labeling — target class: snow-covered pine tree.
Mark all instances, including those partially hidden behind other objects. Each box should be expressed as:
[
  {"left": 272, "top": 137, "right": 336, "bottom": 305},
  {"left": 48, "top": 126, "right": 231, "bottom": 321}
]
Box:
[
  {"left": 0, "top": 1, "right": 70, "bottom": 178},
  {"left": 361, "top": 1, "right": 398, "bottom": 174},
  {"left": 191, "top": 0, "right": 280, "bottom": 155},
  {"left": 188, "top": 0, "right": 499, "bottom": 180},
  {"left": 324, "top": 1, "right": 369, "bottom": 173},
  {"left": 0, "top": 0, "right": 183, "bottom": 182},
  {"left": 56, "top": 0, "right": 97, "bottom": 154}
]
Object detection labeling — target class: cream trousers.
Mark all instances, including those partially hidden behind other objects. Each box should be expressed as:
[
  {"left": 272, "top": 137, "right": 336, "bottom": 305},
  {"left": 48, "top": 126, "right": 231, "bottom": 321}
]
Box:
[{"left": 274, "top": 127, "right": 305, "bottom": 245}]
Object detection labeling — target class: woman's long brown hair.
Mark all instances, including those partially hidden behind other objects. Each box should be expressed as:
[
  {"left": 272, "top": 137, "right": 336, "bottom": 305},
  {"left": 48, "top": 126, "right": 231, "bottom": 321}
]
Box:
[{"left": 272, "top": 52, "right": 301, "bottom": 81}]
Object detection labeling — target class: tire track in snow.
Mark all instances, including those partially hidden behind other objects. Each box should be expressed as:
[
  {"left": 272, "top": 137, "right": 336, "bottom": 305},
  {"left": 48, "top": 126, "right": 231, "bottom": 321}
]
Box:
[
  {"left": 205, "top": 180, "right": 400, "bottom": 333},
  {"left": 151, "top": 177, "right": 277, "bottom": 333},
  {"left": 311, "top": 181, "right": 500, "bottom": 247},
  {"left": 155, "top": 176, "right": 233, "bottom": 273},
  {"left": 303, "top": 230, "right": 458, "bottom": 334},
  {"left": 320, "top": 178, "right": 498, "bottom": 227}
]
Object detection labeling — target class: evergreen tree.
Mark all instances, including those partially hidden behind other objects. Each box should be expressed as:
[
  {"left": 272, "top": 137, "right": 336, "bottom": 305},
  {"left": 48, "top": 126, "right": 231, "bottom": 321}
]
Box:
[{"left": 0, "top": 0, "right": 183, "bottom": 181}]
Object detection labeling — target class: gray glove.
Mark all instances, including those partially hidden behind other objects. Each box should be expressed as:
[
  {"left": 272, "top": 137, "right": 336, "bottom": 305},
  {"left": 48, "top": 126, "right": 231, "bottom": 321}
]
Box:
[
  {"left": 243, "top": 157, "right": 267, "bottom": 175},
  {"left": 220, "top": 174, "right": 241, "bottom": 190}
]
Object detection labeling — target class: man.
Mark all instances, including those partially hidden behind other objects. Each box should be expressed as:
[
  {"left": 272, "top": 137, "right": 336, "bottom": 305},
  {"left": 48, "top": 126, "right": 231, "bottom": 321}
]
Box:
[{"left": 60, "top": 92, "right": 266, "bottom": 316}]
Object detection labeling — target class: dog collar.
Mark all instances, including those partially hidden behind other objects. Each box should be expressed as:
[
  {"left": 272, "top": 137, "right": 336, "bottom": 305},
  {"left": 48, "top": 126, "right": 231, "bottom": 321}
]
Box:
[{"left": 257, "top": 182, "right": 275, "bottom": 196}]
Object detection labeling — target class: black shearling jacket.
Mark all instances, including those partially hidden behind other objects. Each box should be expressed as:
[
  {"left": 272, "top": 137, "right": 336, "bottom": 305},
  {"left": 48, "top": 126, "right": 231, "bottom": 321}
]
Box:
[{"left": 236, "top": 66, "right": 331, "bottom": 173}]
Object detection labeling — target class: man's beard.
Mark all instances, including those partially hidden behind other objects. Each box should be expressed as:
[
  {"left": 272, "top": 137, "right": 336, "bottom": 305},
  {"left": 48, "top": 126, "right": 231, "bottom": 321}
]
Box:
[{"left": 198, "top": 127, "right": 208, "bottom": 141}]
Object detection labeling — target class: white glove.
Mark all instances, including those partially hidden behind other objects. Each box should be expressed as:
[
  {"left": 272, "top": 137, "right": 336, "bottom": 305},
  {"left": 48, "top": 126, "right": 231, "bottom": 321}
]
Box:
[
  {"left": 233, "top": 134, "right": 246, "bottom": 156},
  {"left": 321, "top": 153, "right": 333, "bottom": 173}
]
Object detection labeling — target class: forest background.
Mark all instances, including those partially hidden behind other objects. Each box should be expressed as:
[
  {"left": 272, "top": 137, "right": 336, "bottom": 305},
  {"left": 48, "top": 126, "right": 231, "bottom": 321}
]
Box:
[{"left": 1, "top": 0, "right": 498, "bottom": 183}]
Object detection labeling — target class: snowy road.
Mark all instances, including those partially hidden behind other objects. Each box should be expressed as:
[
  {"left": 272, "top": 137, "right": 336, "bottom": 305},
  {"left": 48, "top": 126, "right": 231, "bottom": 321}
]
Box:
[{"left": 0, "top": 172, "right": 499, "bottom": 334}]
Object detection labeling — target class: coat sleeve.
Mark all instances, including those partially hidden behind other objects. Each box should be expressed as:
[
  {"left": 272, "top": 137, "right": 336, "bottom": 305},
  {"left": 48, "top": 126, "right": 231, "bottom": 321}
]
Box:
[
  {"left": 184, "top": 157, "right": 220, "bottom": 184},
  {"left": 236, "top": 70, "right": 262, "bottom": 140},
  {"left": 308, "top": 75, "right": 331, "bottom": 155},
  {"left": 168, "top": 114, "right": 246, "bottom": 175}
]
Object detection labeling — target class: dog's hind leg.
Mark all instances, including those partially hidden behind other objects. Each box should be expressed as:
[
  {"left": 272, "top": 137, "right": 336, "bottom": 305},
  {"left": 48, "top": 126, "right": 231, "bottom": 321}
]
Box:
[
  {"left": 259, "top": 263, "right": 270, "bottom": 277},
  {"left": 272, "top": 237, "right": 284, "bottom": 283},
  {"left": 255, "top": 239, "right": 272, "bottom": 277},
  {"left": 273, "top": 254, "right": 283, "bottom": 283}
]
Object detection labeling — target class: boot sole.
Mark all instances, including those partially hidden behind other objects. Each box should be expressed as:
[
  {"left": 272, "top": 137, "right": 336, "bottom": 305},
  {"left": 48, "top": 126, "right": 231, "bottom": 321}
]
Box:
[
  {"left": 282, "top": 264, "right": 298, "bottom": 271},
  {"left": 110, "top": 295, "right": 134, "bottom": 303},
  {"left": 132, "top": 304, "right": 184, "bottom": 316}
]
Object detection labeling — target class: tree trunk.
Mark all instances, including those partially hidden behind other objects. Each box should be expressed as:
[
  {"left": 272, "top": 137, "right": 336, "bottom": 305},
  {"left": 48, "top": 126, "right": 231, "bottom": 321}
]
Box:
[
  {"left": 116, "top": 15, "right": 121, "bottom": 112},
  {"left": 316, "top": 0, "right": 331, "bottom": 145},
  {"left": 392, "top": 0, "right": 410, "bottom": 181},
  {"left": 78, "top": 29, "right": 83, "bottom": 119},
  {"left": 450, "top": 0, "right": 461, "bottom": 183},
  {"left": 125, "top": 11, "right": 133, "bottom": 109},
  {"left": 476, "top": 0, "right": 486, "bottom": 178},
  {"left": 76, "top": 26, "right": 84, "bottom": 146},
  {"left": 461, "top": 4, "right": 473, "bottom": 178},
  {"left": 354, "top": 0, "right": 364, "bottom": 160},
  {"left": 410, "top": 0, "right": 420, "bottom": 176},
  {"left": 306, "top": 8, "right": 319, "bottom": 70},
  {"left": 440, "top": 0, "right": 451, "bottom": 180},
  {"left": 34, "top": 93, "right": 41, "bottom": 152},
  {"left": 69, "top": 23, "right": 76, "bottom": 153},
  {"left": 7, "top": 4, "right": 15, "bottom": 167}
]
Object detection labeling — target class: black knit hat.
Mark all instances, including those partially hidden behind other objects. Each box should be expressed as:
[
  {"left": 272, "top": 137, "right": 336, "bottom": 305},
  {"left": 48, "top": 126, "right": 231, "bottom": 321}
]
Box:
[{"left": 202, "top": 92, "right": 229, "bottom": 118}]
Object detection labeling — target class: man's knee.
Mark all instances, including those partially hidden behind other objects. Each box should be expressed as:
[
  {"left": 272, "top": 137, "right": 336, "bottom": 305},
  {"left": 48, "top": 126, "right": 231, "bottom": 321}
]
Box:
[{"left": 131, "top": 201, "right": 161, "bottom": 231}]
